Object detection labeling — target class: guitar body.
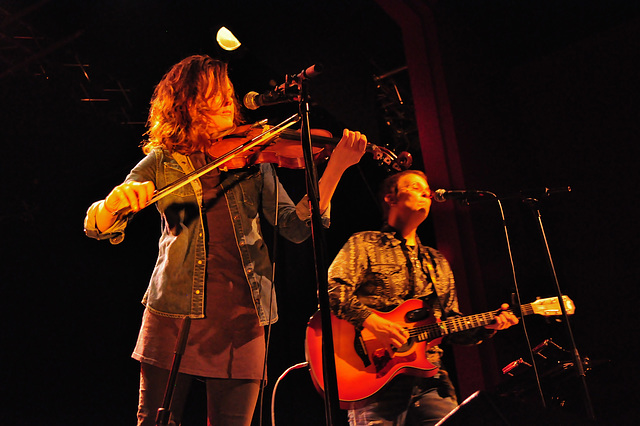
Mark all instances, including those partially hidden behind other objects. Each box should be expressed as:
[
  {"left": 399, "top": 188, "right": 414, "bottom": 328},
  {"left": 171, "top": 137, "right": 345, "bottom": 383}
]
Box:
[
  {"left": 304, "top": 299, "right": 441, "bottom": 409},
  {"left": 304, "top": 295, "right": 574, "bottom": 409}
]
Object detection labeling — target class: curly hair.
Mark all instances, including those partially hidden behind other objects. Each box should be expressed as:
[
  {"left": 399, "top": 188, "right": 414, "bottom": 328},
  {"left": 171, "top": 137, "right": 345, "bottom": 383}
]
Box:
[
  {"left": 379, "top": 169, "right": 428, "bottom": 220},
  {"left": 142, "top": 55, "right": 244, "bottom": 155}
]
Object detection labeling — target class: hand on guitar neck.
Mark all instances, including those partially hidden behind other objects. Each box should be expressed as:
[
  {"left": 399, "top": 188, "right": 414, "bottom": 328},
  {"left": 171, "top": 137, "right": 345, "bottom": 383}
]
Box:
[
  {"left": 362, "top": 303, "right": 518, "bottom": 354},
  {"left": 483, "top": 303, "right": 520, "bottom": 331}
]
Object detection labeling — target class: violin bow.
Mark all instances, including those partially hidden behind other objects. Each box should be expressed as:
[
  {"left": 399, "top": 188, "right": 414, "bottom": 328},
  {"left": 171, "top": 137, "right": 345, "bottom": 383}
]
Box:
[{"left": 112, "top": 113, "right": 301, "bottom": 217}]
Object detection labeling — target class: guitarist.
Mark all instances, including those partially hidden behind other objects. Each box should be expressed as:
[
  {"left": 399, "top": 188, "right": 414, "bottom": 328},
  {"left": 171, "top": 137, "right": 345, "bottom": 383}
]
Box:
[{"left": 327, "top": 170, "right": 519, "bottom": 426}]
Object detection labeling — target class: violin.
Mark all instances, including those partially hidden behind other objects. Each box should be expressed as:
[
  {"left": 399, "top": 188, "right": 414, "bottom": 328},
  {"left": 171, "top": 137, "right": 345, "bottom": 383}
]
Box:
[
  {"left": 112, "top": 113, "right": 411, "bottom": 217},
  {"left": 210, "top": 120, "right": 413, "bottom": 172}
]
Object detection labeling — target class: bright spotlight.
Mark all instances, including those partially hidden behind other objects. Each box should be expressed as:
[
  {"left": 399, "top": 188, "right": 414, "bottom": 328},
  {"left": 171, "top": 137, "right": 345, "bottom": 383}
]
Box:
[{"left": 216, "top": 27, "right": 241, "bottom": 51}]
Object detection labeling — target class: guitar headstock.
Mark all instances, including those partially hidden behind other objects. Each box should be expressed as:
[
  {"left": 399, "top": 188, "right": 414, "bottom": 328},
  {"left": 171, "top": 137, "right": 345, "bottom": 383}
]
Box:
[{"left": 530, "top": 295, "right": 575, "bottom": 316}]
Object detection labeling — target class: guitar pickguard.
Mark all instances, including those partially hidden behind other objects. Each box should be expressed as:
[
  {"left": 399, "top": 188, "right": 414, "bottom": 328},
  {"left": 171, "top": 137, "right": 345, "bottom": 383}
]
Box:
[{"left": 372, "top": 348, "right": 417, "bottom": 378}]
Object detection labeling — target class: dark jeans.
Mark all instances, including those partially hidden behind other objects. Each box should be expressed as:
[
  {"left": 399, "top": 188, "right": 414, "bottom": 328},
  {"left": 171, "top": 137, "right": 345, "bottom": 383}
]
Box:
[
  {"left": 136, "top": 362, "right": 260, "bottom": 426},
  {"left": 348, "top": 374, "right": 458, "bottom": 426}
]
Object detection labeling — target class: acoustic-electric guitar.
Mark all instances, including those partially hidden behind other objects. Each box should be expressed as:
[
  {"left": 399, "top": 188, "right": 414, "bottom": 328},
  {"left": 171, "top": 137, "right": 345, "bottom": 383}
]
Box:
[{"left": 305, "top": 296, "right": 575, "bottom": 408}]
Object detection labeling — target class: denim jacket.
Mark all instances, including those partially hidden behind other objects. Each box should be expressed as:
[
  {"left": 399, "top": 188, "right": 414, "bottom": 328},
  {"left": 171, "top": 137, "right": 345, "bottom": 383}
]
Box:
[{"left": 84, "top": 149, "right": 329, "bottom": 325}]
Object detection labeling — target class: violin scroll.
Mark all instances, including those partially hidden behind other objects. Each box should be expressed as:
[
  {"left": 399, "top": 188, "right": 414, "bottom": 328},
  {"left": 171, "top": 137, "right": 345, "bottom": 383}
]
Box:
[{"left": 368, "top": 144, "right": 413, "bottom": 172}]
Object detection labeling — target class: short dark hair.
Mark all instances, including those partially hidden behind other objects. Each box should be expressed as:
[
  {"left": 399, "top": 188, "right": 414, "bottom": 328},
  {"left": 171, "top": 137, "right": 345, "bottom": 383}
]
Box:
[{"left": 378, "top": 170, "right": 428, "bottom": 220}]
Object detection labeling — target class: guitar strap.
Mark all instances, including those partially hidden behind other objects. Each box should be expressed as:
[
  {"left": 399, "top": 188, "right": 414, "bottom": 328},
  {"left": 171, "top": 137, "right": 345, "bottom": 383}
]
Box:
[
  {"left": 401, "top": 242, "right": 417, "bottom": 299},
  {"left": 421, "top": 249, "right": 449, "bottom": 321}
]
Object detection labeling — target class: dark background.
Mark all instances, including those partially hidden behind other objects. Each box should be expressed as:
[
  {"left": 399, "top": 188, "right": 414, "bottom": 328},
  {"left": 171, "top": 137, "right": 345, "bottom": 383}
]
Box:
[{"left": 1, "top": 0, "right": 638, "bottom": 425}]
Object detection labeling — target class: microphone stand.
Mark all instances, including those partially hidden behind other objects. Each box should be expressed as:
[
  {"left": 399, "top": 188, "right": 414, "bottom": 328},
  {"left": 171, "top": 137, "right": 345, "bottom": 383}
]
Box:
[
  {"left": 492, "top": 196, "right": 548, "bottom": 408},
  {"left": 445, "top": 191, "right": 549, "bottom": 407},
  {"left": 521, "top": 197, "right": 596, "bottom": 421},
  {"left": 444, "top": 187, "right": 593, "bottom": 418},
  {"left": 296, "top": 76, "right": 342, "bottom": 426},
  {"left": 156, "top": 316, "right": 191, "bottom": 426}
]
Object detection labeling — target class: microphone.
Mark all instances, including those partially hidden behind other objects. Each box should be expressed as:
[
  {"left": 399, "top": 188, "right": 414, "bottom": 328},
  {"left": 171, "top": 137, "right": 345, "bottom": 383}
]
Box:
[
  {"left": 290, "top": 63, "right": 323, "bottom": 83},
  {"left": 243, "top": 90, "right": 295, "bottom": 110},
  {"left": 243, "top": 64, "right": 324, "bottom": 110},
  {"left": 433, "top": 189, "right": 495, "bottom": 203}
]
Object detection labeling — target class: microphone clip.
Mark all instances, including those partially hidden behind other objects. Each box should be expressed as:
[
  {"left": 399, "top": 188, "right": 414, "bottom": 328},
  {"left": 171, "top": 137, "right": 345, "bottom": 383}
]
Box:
[
  {"left": 243, "top": 64, "right": 323, "bottom": 110},
  {"left": 433, "top": 189, "right": 496, "bottom": 204}
]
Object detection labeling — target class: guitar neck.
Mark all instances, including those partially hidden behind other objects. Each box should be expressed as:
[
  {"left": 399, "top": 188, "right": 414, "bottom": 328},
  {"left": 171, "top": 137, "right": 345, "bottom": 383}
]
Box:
[{"left": 411, "top": 303, "right": 534, "bottom": 342}]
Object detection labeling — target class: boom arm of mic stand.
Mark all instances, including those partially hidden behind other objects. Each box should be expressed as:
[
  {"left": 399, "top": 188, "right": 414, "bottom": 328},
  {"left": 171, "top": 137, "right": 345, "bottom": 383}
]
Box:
[{"left": 297, "top": 79, "right": 341, "bottom": 426}]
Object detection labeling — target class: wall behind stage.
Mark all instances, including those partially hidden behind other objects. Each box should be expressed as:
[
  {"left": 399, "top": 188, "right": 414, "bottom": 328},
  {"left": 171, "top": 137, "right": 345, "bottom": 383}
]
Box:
[{"left": 431, "top": 2, "right": 640, "bottom": 424}]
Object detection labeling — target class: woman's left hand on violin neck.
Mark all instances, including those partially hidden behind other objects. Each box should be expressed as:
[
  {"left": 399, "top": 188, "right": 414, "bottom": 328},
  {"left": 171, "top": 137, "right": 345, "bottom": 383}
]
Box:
[
  {"left": 325, "top": 129, "right": 368, "bottom": 173},
  {"left": 316, "top": 129, "right": 367, "bottom": 213}
]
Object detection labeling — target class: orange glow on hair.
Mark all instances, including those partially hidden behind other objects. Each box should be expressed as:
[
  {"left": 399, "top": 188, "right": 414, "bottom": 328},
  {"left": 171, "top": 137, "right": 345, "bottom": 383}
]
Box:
[{"left": 142, "top": 55, "right": 243, "bottom": 155}]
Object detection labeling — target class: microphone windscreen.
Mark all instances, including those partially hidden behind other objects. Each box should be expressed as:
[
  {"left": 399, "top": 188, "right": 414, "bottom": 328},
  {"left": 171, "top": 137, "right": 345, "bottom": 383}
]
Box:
[
  {"left": 243, "top": 91, "right": 259, "bottom": 110},
  {"left": 433, "top": 189, "right": 448, "bottom": 203}
]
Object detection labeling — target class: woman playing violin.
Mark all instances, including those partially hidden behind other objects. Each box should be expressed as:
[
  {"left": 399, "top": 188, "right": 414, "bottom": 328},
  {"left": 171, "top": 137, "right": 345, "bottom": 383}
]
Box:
[{"left": 84, "top": 54, "right": 366, "bottom": 426}]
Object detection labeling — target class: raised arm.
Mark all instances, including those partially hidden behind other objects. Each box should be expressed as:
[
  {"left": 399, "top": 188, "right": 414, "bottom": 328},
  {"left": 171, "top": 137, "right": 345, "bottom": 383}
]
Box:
[{"left": 317, "top": 129, "right": 367, "bottom": 213}]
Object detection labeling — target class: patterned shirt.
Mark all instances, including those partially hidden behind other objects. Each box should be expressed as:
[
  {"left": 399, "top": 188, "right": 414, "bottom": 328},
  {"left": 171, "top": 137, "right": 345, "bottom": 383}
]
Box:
[{"left": 328, "top": 225, "right": 492, "bottom": 346}]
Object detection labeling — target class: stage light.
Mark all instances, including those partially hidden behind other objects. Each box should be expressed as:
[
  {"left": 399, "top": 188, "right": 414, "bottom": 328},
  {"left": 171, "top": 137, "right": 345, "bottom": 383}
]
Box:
[{"left": 216, "top": 27, "right": 241, "bottom": 51}]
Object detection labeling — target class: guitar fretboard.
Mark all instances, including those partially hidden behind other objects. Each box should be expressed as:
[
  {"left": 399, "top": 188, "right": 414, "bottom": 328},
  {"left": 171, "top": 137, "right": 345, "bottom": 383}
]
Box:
[{"left": 408, "top": 303, "right": 534, "bottom": 342}]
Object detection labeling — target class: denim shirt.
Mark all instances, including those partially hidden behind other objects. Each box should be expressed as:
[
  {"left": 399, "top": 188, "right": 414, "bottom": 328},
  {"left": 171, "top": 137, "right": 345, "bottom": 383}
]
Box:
[
  {"left": 84, "top": 149, "right": 330, "bottom": 325},
  {"left": 327, "top": 226, "right": 493, "bottom": 345}
]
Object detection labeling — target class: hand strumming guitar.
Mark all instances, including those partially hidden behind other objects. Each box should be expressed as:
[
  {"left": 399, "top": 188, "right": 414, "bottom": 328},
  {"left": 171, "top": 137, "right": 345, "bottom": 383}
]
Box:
[{"left": 362, "top": 312, "right": 409, "bottom": 353}]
